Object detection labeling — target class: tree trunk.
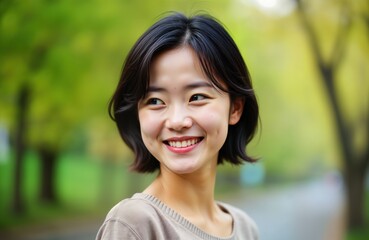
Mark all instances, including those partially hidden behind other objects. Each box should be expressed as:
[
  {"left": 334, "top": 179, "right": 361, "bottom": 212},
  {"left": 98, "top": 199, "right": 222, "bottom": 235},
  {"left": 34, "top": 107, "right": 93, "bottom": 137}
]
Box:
[
  {"left": 295, "top": 0, "right": 368, "bottom": 229},
  {"left": 320, "top": 66, "right": 367, "bottom": 228},
  {"left": 344, "top": 162, "right": 366, "bottom": 228},
  {"left": 38, "top": 147, "right": 58, "bottom": 203},
  {"left": 13, "top": 84, "right": 30, "bottom": 214}
]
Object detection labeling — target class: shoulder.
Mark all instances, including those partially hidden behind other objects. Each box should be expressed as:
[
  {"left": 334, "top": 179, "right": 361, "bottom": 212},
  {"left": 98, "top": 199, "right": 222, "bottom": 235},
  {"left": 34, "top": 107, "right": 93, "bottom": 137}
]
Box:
[
  {"left": 105, "top": 196, "right": 159, "bottom": 223},
  {"left": 219, "top": 202, "right": 259, "bottom": 240},
  {"left": 96, "top": 196, "right": 165, "bottom": 240},
  {"left": 221, "top": 203, "right": 257, "bottom": 227}
]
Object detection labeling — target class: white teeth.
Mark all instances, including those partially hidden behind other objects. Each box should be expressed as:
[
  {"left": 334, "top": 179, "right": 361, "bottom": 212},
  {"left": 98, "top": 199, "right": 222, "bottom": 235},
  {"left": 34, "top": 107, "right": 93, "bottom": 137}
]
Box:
[{"left": 168, "top": 138, "right": 200, "bottom": 148}]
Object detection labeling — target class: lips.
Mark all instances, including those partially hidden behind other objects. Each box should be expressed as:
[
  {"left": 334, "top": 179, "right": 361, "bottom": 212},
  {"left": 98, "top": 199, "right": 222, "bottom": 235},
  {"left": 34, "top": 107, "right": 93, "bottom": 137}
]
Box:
[{"left": 164, "top": 137, "right": 203, "bottom": 148}]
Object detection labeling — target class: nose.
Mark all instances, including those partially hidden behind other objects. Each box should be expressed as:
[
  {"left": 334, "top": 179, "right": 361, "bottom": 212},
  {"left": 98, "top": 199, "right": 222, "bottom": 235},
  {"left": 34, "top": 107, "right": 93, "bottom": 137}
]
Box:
[{"left": 165, "top": 105, "right": 192, "bottom": 131}]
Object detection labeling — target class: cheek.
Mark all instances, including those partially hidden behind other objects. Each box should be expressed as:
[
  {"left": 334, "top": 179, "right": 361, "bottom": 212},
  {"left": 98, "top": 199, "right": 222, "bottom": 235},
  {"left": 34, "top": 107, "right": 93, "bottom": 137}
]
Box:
[
  {"left": 138, "top": 111, "right": 162, "bottom": 140},
  {"left": 197, "top": 106, "right": 229, "bottom": 136}
]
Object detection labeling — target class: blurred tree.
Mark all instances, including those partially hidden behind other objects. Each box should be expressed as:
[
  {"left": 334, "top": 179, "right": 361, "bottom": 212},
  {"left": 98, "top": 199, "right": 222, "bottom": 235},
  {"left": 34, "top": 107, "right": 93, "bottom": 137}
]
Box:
[
  {"left": 0, "top": 0, "right": 115, "bottom": 207},
  {"left": 1, "top": 0, "right": 217, "bottom": 212},
  {"left": 295, "top": 0, "right": 369, "bottom": 229},
  {"left": 12, "top": 84, "right": 29, "bottom": 214}
]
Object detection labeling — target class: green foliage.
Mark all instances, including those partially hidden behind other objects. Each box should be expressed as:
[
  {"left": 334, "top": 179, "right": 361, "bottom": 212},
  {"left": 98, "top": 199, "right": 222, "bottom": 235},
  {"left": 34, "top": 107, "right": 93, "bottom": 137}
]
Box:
[{"left": 0, "top": 0, "right": 236, "bottom": 155}]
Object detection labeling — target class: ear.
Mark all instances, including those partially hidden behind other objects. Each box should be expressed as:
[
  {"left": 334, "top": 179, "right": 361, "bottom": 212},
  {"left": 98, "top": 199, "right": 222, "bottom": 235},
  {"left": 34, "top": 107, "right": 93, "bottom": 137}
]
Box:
[{"left": 229, "top": 97, "right": 244, "bottom": 125}]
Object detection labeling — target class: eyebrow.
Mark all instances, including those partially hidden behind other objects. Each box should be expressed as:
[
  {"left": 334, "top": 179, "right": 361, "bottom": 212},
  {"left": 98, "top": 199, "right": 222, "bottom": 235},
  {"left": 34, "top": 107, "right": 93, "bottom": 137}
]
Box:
[{"left": 147, "top": 82, "right": 213, "bottom": 93}]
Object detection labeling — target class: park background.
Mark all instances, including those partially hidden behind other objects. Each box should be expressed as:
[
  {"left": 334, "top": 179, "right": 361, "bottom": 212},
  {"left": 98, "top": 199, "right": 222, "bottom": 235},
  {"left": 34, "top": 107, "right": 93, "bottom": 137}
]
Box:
[{"left": 0, "top": 0, "right": 368, "bottom": 239}]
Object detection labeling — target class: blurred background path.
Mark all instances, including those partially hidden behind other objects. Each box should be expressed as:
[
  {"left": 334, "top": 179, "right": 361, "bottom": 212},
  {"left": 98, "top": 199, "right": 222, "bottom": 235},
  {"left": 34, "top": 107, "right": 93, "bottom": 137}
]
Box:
[
  {"left": 226, "top": 176, "right": 345, "bottom": 240},
  {"left": 2, "top": 175, "right": 344, "bottom": 240}
]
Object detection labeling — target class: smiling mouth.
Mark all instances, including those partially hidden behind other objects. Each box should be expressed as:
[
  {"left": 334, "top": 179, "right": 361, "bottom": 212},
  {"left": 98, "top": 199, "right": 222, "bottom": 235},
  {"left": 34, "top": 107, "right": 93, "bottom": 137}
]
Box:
[{"left": 164, "top": 137, "right": 203, "bottom": 148}]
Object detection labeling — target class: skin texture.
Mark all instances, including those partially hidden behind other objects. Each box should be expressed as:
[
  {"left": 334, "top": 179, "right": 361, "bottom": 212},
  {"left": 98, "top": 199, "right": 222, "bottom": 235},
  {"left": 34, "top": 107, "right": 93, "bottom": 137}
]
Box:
[{"left": 138, "top": 47, "right": 244, "bottom": 237}]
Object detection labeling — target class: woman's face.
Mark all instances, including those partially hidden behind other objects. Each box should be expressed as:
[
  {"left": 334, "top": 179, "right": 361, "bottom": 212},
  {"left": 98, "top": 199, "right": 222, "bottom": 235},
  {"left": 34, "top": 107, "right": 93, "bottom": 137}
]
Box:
[{"left": 137, "top": 47, "right": 243, "bottom": 176}]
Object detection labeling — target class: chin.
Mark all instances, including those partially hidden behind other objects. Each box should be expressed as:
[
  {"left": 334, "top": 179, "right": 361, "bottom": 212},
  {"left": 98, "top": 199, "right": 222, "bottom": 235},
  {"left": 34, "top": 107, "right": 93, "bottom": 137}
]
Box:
[{"left": 166, "top": 162, "right": 200, "bottom": 175}]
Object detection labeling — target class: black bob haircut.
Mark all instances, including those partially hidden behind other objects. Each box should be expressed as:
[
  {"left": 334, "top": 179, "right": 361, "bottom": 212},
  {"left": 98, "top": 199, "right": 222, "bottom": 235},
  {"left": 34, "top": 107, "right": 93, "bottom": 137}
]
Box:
[{"left": 109, "top": 12, "right": 259, "bottom": 173}]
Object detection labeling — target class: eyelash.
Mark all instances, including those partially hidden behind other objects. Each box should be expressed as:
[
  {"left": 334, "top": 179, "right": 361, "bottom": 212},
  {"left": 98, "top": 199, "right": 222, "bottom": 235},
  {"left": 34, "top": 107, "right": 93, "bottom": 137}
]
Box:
[
  {"left": 189, "top": 94, "right": 207, "bottom": 102},
  {"left": 146, "top": 98, "right": 164, "bottom": 105},
  {"left": 145, "top": 94, "right": 208, "bottom": 106}
]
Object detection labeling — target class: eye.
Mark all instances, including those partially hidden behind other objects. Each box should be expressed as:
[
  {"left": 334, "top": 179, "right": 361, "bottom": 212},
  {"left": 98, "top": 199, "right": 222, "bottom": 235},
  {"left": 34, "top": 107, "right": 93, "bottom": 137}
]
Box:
[
  {"left": 147, "top": 98, "right": 164, "bottom": 105},
  {"left": 189, "top": 94, "right": 206, "bottom": 102}
]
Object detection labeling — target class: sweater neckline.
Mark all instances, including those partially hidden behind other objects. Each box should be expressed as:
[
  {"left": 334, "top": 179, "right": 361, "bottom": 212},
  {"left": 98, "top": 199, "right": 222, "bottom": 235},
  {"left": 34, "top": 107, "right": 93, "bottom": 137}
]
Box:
[{"left": 132, "top": 193, "right": 235, "bottom": 240}]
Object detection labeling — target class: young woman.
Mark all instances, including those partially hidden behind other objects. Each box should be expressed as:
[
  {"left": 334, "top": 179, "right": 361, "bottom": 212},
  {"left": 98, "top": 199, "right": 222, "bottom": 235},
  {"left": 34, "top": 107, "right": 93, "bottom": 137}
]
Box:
[{"left": 96, "top": 12, "right": 259, "bottom": 240}]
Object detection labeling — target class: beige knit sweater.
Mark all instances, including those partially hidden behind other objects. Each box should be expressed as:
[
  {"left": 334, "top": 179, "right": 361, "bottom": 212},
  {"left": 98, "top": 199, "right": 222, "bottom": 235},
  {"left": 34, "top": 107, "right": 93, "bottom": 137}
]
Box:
[{"left": 96, "top": 193, "right": 258, "bottom": 240}]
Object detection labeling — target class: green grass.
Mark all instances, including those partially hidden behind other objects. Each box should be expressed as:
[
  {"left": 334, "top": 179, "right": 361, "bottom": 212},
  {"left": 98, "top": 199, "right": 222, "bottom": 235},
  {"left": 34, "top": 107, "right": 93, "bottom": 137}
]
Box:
[{"left": 0, "top": 151, "right": 154, "bottom": 230}]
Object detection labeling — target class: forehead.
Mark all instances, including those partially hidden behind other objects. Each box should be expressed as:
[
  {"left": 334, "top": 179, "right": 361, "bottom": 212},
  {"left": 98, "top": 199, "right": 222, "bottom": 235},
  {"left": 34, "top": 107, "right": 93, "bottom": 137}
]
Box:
[
  {"left": 150, "top": 47, "right": 204, "bottom": 79},
  {"left": 145, "top": 46, "right": 228, "bottom": 93}
]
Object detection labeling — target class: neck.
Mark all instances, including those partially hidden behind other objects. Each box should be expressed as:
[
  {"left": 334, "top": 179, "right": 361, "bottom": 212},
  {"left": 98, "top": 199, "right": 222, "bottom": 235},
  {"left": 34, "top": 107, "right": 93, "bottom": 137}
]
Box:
[{"left": 144, "top": 164, "right": 218, "bottom": 219}]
